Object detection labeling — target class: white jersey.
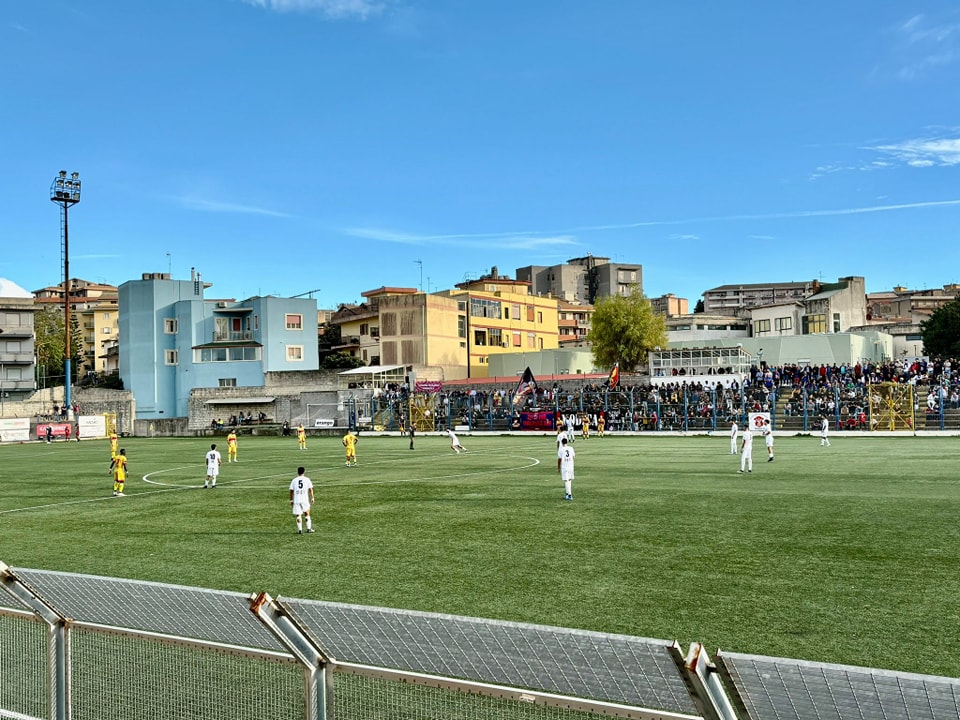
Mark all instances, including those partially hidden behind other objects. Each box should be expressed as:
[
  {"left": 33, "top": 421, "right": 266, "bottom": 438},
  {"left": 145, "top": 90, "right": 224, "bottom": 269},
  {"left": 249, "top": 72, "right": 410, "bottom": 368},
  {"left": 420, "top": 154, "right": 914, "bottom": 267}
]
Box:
[
  {"left": 730, "top": 422, "right": 738, "bottom": 438},
  {"left": 763, "top": 426, "right": 774, "bottom": 447},
  {"left": 447, "top": 430, "right": 460, "bottom": 446},
  {"left": 820, "top": 418, "right": 829, "bottom": 436},
  {"left": 741, "top": 429, "right": 753, "bottom": 455},
  {"left": 289, "top": 474, "right": 313, "bottom": 514},
  {"left": 205, "top": 449, "right": 221, "bottom": 475},
  {"left": 558, "top": 443, "right": 576, "bottom": 480}
]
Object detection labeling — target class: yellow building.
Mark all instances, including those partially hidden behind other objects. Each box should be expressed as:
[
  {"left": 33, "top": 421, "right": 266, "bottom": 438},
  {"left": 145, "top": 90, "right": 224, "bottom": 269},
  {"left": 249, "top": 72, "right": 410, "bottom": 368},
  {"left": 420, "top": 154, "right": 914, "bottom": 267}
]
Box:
[
  {"left": 75, "top": 295, "right": 119, "bottom": 375},
  {"left": 331, "top": 271, "right": 561, "bottom": 380}
]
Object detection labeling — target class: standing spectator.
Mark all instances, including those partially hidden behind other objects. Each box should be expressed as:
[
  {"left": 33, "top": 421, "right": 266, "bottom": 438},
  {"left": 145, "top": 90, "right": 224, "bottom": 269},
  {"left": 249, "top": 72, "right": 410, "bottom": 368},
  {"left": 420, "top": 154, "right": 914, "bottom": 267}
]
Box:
[
  {"left": 45, "top": 425, "right": 53, "bottom": 443},
  {"left": 110, "top": 449, "right": 128, "bottom": 496},
  {"left": 739, "top": 427, "right": 754, "bottom": 474},
  {"left": 226, "top": 429, "right": 238, "bottom": 462},
  {"left": 289, "top": 466, "right": 315, "bottom": 535},
  {"left": 203, "top": 443, "right": 222, "bottom": 489},
  {"left": 557, "top": 436, "right": 576, "bottom": 501}
]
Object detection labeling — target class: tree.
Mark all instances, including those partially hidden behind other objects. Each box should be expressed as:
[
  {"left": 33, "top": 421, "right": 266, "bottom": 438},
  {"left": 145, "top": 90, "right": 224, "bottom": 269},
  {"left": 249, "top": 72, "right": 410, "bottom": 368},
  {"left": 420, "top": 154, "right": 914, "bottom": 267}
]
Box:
[
  {"left": 920, "top": 296, "right": 960, "bottom": 358},
  {"left": 587, "top": 288, "right": 667, "bottom": 372},
  {"left": 34, "top": 306, "right": 84, "bottom": 385},
  {"left": 693, "top": 298, "right": 704, "bottom": 314}
]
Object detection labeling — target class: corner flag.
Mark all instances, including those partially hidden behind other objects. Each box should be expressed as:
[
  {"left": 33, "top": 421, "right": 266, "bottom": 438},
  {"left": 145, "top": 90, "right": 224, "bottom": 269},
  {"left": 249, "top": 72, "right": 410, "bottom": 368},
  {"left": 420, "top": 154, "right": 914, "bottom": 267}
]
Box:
[
  {"left": 512, "top": 367, "right": 537, "bottom": 407},
  {"left": 606, "top": 362, "right": 620, "bottom": 388}
]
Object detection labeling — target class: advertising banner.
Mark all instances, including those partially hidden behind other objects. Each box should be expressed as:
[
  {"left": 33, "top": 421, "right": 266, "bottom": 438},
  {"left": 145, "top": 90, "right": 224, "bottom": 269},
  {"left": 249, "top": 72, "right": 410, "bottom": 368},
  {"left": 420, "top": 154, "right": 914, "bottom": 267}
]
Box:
[
  {"left": 78, "top": 415, "right": 107, "bottom": 439},
  {"left": 512, "top": 410, "right": 556, "bottom": 431},
  {"left": 0, "top": 418, "right": 30, "bottom": 443}
]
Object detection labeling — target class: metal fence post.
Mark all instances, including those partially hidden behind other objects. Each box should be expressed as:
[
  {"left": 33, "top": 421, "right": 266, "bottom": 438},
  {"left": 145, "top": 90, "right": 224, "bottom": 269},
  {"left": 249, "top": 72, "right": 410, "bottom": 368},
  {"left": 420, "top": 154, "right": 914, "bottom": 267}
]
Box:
[{"left": 1, "top": 562, "right": 71, "bottom": 720}]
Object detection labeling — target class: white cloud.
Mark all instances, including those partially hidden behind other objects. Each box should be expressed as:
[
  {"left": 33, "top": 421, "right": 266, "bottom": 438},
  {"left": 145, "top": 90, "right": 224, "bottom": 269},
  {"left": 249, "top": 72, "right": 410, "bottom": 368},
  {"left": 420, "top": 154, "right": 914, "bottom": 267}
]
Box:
[
  {"left": 344, "top": 226, "right": 577, "bottom": 250},
  {"left": 346, "top": 198, "right": 960, "bottom": 249},
  {"left": 179, "top": 196, "right": 292, "bottom": 217},
  {"left": 241, "top": 0, "right": 387, "bottom": 20},
  {"left": 893, "top": 13, "right": 960, "bottom": 78},
  {"left": 870, "top": 136, "right": 960, "bottom": 167}
]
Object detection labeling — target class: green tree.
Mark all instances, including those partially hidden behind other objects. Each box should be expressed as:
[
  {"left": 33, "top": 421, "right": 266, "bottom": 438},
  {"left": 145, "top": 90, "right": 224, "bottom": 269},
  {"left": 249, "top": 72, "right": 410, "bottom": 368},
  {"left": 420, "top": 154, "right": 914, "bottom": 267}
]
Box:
[
  {"left": 920, "top": 296, "right": 960, "bottom": 358},
  {"left": 33, "top": 306, "right": 84, "bottom": 385},
  {"left": 587, "top": 288, "right": 667, "bottom": 372}
]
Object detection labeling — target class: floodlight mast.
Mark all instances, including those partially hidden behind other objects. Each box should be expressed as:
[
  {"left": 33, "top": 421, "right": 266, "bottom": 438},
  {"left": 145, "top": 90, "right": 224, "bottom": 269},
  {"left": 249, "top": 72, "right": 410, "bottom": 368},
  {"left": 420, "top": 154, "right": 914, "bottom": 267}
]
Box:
[{"left": 50, "top": 171, "right": 82, "bottom": 421}]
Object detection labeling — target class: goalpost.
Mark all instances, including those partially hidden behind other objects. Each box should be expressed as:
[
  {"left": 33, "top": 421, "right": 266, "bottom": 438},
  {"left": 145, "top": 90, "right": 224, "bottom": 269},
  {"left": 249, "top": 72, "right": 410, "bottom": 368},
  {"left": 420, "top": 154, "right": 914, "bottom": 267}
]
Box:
[{"left": 868, "top": 382, "right": 915, "bottom": 431}]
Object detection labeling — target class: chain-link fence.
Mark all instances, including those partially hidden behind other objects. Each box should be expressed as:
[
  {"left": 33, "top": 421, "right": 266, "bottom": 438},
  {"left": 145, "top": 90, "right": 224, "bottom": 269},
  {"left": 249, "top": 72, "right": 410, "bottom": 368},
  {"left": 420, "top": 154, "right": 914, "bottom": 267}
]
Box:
[{"left": 3, "top": 564, "right": 960, "bottom": 720}]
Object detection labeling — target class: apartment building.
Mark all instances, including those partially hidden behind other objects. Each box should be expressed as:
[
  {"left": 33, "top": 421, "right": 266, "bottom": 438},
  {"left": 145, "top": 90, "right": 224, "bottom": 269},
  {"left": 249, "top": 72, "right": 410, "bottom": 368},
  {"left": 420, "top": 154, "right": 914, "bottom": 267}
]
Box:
[
  {"left": 516, "top": 254, "right": 643, "bottom": 304},
  {"left": 0, "top": 278, "right": 37, "bottom": 401},
  {"left": 119, "top": 271, "right": 318, "bottom": 419}
]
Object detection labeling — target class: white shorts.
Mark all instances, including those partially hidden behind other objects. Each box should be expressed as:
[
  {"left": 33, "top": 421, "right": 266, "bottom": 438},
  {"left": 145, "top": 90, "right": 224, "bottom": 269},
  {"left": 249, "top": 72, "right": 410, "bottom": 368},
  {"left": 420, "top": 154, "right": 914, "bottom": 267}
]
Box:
[
  {"left": 206, "top": 465, "right": 219, "bottom": 477},
  {"left": 292, "top": 502, "right": 311, "bottom": 516},
  {"left": 561, "top": 469, "right": 575, "bottom": 482}
]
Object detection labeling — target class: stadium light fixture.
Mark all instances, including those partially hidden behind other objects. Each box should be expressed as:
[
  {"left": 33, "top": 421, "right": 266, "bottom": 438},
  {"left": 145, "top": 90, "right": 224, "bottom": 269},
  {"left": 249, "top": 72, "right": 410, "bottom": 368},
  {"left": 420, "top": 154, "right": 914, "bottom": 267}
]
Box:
[{"left": 50, "top": 170, "right": 82, "bottom": 421}]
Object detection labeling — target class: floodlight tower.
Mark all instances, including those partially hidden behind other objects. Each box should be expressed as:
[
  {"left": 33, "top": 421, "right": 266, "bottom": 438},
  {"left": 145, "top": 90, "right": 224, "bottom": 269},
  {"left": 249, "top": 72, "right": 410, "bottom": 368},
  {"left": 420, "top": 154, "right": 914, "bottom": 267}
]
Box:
[{"left": 50, "top": 171, "right": 82, "bottom": 421}]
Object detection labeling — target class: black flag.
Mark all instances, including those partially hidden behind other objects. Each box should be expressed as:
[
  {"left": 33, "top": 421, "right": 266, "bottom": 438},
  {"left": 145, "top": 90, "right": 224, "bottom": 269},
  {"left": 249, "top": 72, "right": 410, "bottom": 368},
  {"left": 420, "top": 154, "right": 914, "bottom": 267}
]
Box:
[{"left": 512, "top": 367, "right": 537, "bottom": 407}]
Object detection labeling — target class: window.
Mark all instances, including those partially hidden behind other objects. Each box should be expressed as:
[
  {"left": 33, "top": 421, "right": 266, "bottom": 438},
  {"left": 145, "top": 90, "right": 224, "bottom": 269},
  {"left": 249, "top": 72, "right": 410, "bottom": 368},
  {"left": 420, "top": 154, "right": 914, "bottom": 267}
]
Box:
[
  {"left": 163, "top": 318, "right": 178, "bottom": 334},
  {"left": 754, "top": 319, "right": 771, "bottom": 335},
  {"left": 489, "top": 328, "right": 503, "bottom": 347},
  {"left": 102, "top": 312, "right": 111, "bottom": 320},
  {"left": 473, "top": 330, "right": 487, "bottom": 346},
  {"left": 196, "top": 347, "right": 260, "bottom": 362},
  {"left": 526, "top": 305, "right": 535, "bottom": 322},
  {"left": 164, "top": 349, "right": 178, "bottom": 365},
  {"left": 359, "top": 323, "right": 369, "bottom": 335},
  {"left": 537, "top": 311, "right": 543, "bottom": 324},
  {"left": 803, "top": 314, "right": 827, "bottom": 334},
  {"left": 470, "top": 298, "right": 502, "bottom": 318},
  {"left": 219, "top": 378, "right": 237, "bottom": 387},
  {"left": 775, "top": 317, "right": 793, "bottom": 331},
  {"left": 287, "top": 345, "right": 304, "bottom": 361},
  {"left": 833, "top": 312, "right": 841, "bottom": 333},
  {"left": 527, "top": 332, "right": 536, "bottom": 348},
  {"left": 513, "top": 332, "right": 522, "bottom": 347},
  {"left": 512, "top": 303, "right": 521, "bottom": 319},
  {"left": 102, "top": 327, "right": 112, "bottom": 334},
  {"left": 285, "top": 314, "right": 302, "bottom": 330},
  {"left": 458, "top": 316, "right": 466, "bottom": 338}
]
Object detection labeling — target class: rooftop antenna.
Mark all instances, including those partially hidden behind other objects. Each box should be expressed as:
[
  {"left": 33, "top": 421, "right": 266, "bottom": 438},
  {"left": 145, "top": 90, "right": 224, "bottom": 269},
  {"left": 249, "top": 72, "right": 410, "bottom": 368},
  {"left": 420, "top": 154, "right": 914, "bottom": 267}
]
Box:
[{"left": 414, "top": 259, "right": 423, "bottom": 291}]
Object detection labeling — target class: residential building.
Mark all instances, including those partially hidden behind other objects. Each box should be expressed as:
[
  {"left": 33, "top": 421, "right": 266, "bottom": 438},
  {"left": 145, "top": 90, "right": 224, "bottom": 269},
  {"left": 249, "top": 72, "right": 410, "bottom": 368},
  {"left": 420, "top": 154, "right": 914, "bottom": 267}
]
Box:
[
  {"left": 702, "top": 280, "right": 815, "bottom": 315},
  {"left": 119, "top": 271, "right": 318, "bottom": 419},
  {"left": 332, "top": 268, "right": 561, "bottom": 380},
  {"left": 851, "top": 284, "right": 960, "bottom": 358},
  {"left": 75, "top": 293, "right": 119, "bottom": 376},
  {"left": 516, "top": 254, "right": 643, "bottom": 304},
  {"left": 0, "top": 278, "right": 37, "bottom": 402},
  {"left": 665, "top": 314, "right": 749, "bottom": 344},
  {"left": 440, "top": 269, "right": 560, "bottom": 378},
  {"left": 749, "top": 302, "right": 805, "bottom": 339},
  {"left": 650, "top": 293, "right": 689, "bottom": 317},
  {"left": 557, "top": 300, "right": 593, "bottom": 346},
  {"left": 800, "top": 276, "right": 867, "bottom": 334}
]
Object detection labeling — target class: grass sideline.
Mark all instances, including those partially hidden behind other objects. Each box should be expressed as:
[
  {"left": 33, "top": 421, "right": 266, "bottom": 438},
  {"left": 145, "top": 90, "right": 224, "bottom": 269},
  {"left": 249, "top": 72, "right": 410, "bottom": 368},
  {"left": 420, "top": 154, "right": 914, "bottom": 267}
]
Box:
[{"left": 2, "top": 432, "right": 959, "bottom": 678}]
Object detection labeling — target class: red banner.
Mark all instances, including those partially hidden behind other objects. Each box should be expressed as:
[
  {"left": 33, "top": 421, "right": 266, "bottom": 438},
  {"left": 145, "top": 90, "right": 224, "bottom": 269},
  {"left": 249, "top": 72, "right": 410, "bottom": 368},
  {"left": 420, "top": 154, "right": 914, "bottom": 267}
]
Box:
[
  {"left": 37, "top": 423, "right": 73, "bottom": 439},
  {"left": 415, "top": 381, "right": 443, "bottom": 393}
]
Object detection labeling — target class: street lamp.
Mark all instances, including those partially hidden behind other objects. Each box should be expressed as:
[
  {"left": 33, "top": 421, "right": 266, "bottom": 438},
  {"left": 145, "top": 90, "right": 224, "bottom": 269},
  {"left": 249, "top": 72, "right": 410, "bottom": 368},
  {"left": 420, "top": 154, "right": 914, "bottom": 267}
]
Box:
[{"left": 50, "top": 170, "right": 82, "bottom": 421}]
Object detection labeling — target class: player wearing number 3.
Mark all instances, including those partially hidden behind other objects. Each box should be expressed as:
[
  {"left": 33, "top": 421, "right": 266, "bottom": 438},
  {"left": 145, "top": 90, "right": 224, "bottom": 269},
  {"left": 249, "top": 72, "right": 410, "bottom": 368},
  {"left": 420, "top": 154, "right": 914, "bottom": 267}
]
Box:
[{"left": 289, "top": 467, "right": 315, "bottom": 535}]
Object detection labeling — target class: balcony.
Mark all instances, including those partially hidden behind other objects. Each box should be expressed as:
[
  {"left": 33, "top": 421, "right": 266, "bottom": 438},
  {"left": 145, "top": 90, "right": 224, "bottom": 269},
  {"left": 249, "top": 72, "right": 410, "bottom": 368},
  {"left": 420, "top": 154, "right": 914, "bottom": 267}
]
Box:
[{"left": 212, "top": 331, "right": 253, "bottom": 342}]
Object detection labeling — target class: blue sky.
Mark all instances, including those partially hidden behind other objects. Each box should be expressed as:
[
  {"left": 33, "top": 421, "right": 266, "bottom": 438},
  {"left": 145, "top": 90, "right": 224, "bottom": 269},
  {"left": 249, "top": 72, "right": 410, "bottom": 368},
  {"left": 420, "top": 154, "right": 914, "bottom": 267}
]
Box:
[{"left": 2, "top": 1, "right": 960, "bottom": 308}]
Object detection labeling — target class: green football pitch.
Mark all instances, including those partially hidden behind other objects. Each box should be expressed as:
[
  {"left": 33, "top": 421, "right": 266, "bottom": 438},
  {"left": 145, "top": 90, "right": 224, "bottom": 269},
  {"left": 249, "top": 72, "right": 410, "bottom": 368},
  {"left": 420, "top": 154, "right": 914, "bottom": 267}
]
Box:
[{"left": 2, "top": 432, "right": 958, "bottom": 678}]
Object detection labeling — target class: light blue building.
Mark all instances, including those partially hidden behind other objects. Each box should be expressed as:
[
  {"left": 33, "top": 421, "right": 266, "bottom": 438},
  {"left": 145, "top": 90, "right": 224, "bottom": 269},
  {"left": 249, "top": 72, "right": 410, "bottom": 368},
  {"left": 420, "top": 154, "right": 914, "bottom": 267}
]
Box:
[{"left": 119, "top": 271, "right": 318, "bottom": 419}]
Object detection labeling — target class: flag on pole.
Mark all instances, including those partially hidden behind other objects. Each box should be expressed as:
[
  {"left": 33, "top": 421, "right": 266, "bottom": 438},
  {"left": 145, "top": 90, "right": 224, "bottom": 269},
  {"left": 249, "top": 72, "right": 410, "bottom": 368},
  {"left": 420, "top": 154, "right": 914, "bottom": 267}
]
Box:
[
  {"left": 606, "top": 362, "right": 620, "bottom": 388},
  {"left": 512, "top": 367, "right": 538, "bottom": 407}
]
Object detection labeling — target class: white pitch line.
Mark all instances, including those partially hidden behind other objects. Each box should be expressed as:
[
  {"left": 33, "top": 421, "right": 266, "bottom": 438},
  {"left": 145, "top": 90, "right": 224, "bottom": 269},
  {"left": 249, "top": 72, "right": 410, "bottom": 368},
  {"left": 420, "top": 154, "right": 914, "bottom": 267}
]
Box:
[{"left": 0, "top": 453, "right": 544, "bottom": 514}]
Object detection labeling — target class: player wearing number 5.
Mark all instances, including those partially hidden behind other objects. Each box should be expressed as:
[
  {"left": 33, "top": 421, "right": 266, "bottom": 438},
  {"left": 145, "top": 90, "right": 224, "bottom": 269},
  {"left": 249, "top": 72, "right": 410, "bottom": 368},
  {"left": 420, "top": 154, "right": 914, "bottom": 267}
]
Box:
[{"left": 289, "top": 466, "right": 315, "bottom": 534}]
